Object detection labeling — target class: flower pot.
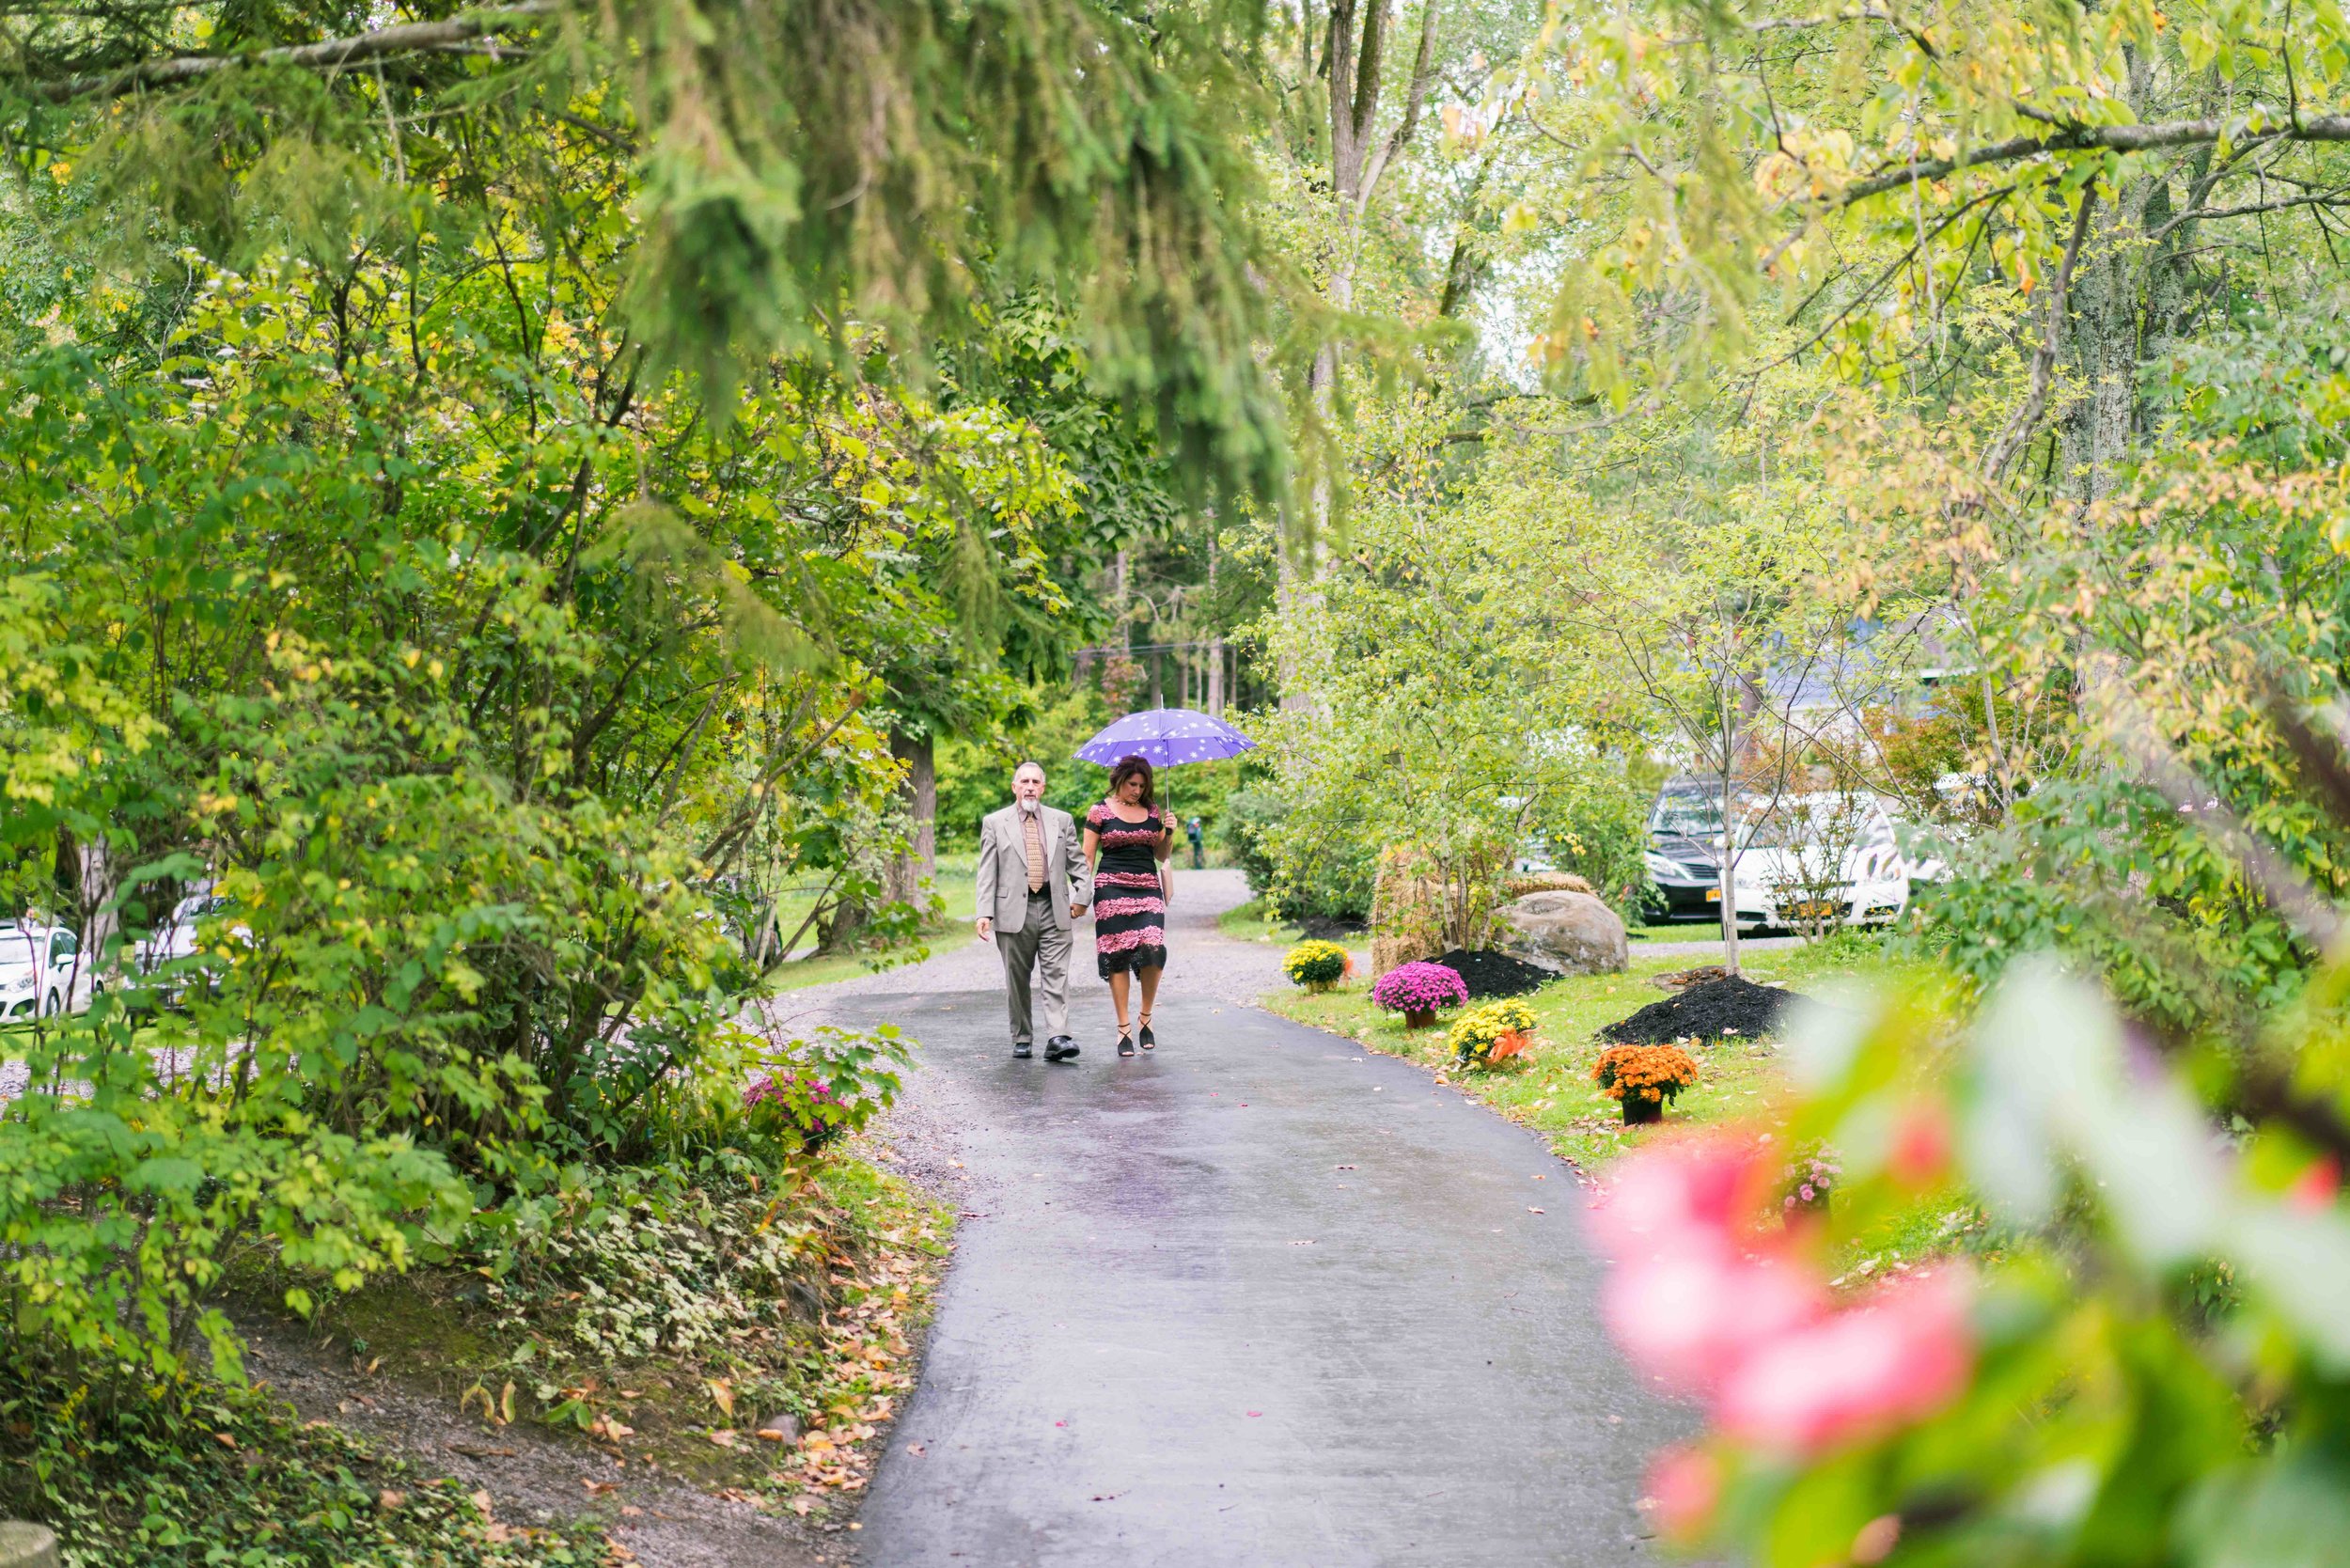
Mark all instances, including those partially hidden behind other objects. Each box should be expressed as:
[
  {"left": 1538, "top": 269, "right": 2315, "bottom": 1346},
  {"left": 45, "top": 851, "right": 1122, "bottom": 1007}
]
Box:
[
  {"left": 1487, "top": 1028, "right": 1532, "bottom": 1061},
  {"left": 1622, "top": 1094, "right": 1663, "bottom": 1125},
  {"left": 1403, "top": 1008, "right": 1437, "bottom": 1029},
  {"left": 1307, "top": 979, "right": 1338, "bottom": 994}
]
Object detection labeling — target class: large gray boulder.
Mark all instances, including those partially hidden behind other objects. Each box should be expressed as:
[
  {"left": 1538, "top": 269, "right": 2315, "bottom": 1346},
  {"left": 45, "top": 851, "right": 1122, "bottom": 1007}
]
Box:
[
  {"left": 0, "top": 1523, "right": 57, "bottom": 1568},
  {"left": 1495, "top": 890, "right": 1627, "bottom": 977}
]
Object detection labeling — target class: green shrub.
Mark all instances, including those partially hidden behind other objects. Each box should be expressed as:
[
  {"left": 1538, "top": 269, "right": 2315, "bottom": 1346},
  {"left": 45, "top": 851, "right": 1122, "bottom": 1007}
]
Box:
[
  {"left": 0, "top": 1356, "right": 597, "bottom": 1567},
  {"left": 1530, "top": 785, "right": 1654, "bottom": 919},
  {"left": 1224, "top": 787, "right": 1376, "bottom": 922}
]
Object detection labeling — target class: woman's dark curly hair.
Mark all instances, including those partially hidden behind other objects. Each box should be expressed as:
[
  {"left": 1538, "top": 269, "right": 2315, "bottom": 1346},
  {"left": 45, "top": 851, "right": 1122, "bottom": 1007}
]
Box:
[{"left": 1107, "top": 754, "right": 1156, "bottom": 809}]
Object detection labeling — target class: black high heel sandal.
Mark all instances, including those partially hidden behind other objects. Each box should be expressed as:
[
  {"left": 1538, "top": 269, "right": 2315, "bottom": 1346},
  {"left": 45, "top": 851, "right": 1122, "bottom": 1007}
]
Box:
[
  {"left": 1117, "top": 1026, "right": 1136, "bottom": 1058},
  {"left": 1137, "top": 1013, "right": 1155, "bottom": 1051}
]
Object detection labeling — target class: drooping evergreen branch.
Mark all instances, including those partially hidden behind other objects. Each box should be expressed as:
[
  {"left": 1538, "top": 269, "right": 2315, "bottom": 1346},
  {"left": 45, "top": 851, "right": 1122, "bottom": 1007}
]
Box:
[{"left": 11, "top": 2, "right": 555, "bottom": 102}]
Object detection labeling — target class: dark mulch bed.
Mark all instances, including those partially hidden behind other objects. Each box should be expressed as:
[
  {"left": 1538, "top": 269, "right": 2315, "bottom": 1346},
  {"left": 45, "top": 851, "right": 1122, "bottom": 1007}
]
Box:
[
  {"left": 1300, "top": 915, "right": 1371, "bottom": 942},
  {"left": 1600, "top": 975, "right": 1800, "bottom": 1044},
  {"left": 1434, "top": 948, "right": 1556, "bottom": 999}
]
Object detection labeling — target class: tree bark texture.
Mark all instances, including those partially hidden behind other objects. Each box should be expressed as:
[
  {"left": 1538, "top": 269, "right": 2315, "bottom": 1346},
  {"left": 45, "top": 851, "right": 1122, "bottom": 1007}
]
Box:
[{"left": 884, "top": 726, "right": 937, "bottom": 908}]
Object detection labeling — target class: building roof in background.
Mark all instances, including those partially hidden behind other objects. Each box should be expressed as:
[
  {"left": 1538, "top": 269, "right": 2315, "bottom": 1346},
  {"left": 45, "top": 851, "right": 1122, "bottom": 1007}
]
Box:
[{"left": 1761, "top": 604, "right": 1976, "bottom": 713}]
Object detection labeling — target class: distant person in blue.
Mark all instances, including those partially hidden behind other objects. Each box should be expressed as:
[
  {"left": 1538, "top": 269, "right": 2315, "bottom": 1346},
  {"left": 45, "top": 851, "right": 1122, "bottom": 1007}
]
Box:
[{"left": 1185, "top": 815, "right": 1205, "bottom": 870}]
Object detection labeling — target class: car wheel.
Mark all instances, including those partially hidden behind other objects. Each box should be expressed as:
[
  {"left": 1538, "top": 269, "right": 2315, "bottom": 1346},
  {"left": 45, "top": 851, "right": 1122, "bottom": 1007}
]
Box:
[{"left": 43, "top": 990, "right": 61, "bottom": 1017}]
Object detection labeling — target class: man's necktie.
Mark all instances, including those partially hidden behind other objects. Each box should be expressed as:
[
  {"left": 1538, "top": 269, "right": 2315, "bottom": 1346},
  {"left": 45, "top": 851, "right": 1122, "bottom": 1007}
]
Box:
[{"left": 1023, "top": 809, "right": 1046, "bottom": 893}]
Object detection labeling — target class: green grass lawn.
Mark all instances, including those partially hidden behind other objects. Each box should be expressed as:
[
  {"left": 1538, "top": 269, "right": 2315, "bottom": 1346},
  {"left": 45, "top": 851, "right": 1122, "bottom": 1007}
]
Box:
[
  {"left": 1257, "top": 937, "right": 1948, "bottom": 1177},
  {"left": 761, "top": 859, "right": 979, "bottom": 994},
  {"left": 1215, "top": 896, "right": 1302, "bottom": 946}
]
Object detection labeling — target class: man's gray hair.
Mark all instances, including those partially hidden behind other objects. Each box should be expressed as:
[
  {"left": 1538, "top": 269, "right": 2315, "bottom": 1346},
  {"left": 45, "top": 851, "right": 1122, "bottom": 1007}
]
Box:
[{"left": 1011, "top": 759, "right": 1047, "bottom": 779}]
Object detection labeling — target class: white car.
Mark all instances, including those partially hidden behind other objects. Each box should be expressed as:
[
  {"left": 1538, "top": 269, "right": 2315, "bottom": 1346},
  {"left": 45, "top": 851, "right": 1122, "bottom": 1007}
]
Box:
[
  {"left": 0, "top": 923, "right": 88, "bottom": 1021},
  {"left": 1726, "top": 793, "right": 1910, "bottom": 933},
  {"left": 132, "top": 888, "right": 243, "bottom": 1006}
]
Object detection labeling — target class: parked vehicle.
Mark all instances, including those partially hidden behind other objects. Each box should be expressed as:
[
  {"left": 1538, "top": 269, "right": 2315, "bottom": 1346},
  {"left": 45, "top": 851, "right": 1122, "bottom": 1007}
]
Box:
[
  {"left": 131, "top": 887, "right": 243, "bottom": 1006},
  {"left": 1726, "top": 792, "right": 1910, "bottom": 933},
  {"left": 1642, "top": 778, "right": 1727, "bottom": 922},
  {"left": 0, "top": 922, "right": 86, "bottom": 1021}
]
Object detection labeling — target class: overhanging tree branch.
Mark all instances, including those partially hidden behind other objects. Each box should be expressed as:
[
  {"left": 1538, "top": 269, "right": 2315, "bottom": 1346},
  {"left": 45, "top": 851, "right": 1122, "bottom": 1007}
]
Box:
[
  {"left": 1825, "top": 113, "right": 2350, "bottom": 212},
  {"left": 10, "top": 2, "right": 556, "bottom": 102}
]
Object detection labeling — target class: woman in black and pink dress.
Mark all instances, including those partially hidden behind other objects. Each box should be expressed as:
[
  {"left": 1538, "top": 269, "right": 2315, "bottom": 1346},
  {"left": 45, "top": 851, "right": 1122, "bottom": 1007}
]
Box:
[{"left": 1083, "top": 754, "right": 1176, "bottom": 1057}]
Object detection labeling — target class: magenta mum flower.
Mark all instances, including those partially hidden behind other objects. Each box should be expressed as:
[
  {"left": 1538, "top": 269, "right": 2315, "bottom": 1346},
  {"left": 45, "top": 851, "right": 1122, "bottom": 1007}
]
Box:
[{"left": 1371, "top": 961, "right": 1470, "bottom": 1013}]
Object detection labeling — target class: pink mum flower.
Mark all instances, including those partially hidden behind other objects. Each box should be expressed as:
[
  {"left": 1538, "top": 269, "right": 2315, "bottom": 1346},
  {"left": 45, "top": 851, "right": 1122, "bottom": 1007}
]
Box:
[
  {"left": 1642, "top": 1444, "right": 1720, "bottom": 1540},
  {"left": 1714, "top": 1269, "right": 1974, "bottom": 1456},
  {"left": 1595, "top": 1132, "right": 1976, "bottom": 1467}
]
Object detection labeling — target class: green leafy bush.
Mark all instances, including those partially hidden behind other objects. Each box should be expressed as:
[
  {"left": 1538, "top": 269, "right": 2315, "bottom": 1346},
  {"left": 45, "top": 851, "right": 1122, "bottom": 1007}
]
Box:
[{"left": 1224, "top": 787, "right": 1375, "bottom": 922}]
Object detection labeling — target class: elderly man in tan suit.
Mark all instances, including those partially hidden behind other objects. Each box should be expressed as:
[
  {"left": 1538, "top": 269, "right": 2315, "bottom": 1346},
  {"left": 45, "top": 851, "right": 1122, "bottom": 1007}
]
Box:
[{"left": 974, "top": 760, "right": 1090, "bottom": 1060}]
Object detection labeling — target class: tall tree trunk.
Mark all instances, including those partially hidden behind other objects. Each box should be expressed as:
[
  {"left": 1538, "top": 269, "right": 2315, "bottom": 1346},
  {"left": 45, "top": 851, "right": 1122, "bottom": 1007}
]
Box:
[
  {"left": 884, "top": 726, "right": 937, "bottom": 908},
  {"left": 1717, "top": 704, "right": 1742, "bottom": 978},
  {"left": 2058, "top": 49, "right": 2161, "bottom": 504},
  {"left": 1285, "top": 0, "right": 1443, "bottom": 712}
]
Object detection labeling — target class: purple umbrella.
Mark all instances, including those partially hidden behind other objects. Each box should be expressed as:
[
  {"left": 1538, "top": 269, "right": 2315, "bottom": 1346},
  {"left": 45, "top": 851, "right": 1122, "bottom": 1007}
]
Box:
[{"left": 1074, "top": 706, "right": 1256, "bottom": 771}]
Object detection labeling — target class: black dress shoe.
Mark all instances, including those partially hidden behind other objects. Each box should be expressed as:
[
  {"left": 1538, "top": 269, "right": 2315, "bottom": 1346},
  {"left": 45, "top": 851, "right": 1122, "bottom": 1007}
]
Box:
[
  {"left": 1043, "top": 1035, "right": 1080, "bottom": 1061},
  {"left": 1012, "top": 1040, "right": 1033, "bottom": 1058}
]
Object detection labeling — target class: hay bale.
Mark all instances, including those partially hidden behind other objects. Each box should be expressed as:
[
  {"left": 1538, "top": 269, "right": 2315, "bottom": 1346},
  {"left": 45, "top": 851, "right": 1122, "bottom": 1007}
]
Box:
[
  {"left": 1370, "top": 846, "right": 1447, "bottom": 977},
  {"left": 1502, "top": 870, "right": 1595, "bottom": 900}
]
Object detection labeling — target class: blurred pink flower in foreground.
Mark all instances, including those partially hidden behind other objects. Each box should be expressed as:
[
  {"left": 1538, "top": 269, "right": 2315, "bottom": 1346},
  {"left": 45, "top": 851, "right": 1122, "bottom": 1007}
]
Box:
[
  {"left": 1716, "top": 1269, "right": 1972, "bottom": 1452},
  {"left": 1592, "top": 1132, "right": 1974, "bottom": 1463},
  {"left": 1643, "top": 1444, "right": 1720, "bottom": 1540}
]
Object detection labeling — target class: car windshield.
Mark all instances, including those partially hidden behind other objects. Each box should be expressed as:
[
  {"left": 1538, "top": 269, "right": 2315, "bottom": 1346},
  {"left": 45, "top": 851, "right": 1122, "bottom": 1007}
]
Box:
[
  {"left": 1739, "top": 798, "right": 1887, "bottom": 850},
  {"left": 1650, "top": 794, "right": 1723, "bottom": 837}
]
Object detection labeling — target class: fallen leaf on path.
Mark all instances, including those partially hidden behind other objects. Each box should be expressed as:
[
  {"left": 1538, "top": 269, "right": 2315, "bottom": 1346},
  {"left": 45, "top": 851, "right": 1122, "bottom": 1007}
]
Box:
[
  {"left": 619, "top": 1505, "right": 643, "bottom": 1518},
  {"left": 582, "top": 1479, "right": 619, "bottom": 1496},
  {"left": 1528, "top": 1207, "right": 1546, "bottom": 1215},
  {"left": 906, "top": 1443, "right": 927, "bottom": 1456},
  {"left": 470, "top": 1490, "right": 494, "bottom": 1517},
  {"left": 377, "top": 1489, "right": 406, "bottom": 1511},
  {"left": 705, "top": 1429, "right": 740, "bottom": 1450}
]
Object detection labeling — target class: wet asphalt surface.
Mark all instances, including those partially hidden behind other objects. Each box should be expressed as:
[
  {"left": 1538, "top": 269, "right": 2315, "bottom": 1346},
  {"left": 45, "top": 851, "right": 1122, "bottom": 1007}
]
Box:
[{"left": 827, "top": 986, "right": 1692, "bottom": 1567}]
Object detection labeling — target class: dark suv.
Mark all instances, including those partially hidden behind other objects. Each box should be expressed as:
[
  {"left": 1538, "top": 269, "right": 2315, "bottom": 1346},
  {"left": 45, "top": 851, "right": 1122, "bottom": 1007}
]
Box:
[{"left": 1642, "top": 779, "right": 1727, "bottom": 922}]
